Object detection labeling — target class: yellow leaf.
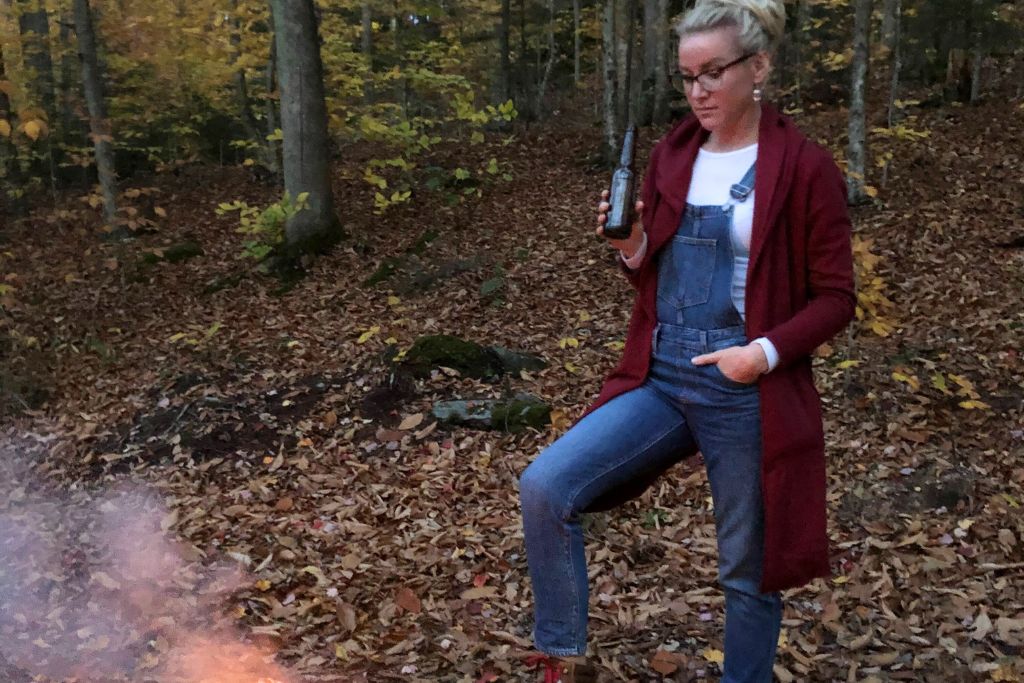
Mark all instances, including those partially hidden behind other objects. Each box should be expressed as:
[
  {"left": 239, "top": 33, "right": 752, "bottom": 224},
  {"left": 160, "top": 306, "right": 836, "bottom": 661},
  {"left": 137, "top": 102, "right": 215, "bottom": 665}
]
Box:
[
  {"left": 243, "top": 158, "right": 255, "bottom": 166},
  {"left": 154, "top": 206, "right": 167, "bottom": 217},
  {"left": 22, "top": 119, "right": 45, "bottom": 141},
  {"left": 864, "top": 185, "right": 878, "bottom": 198},
  {"left": 958, "top": 399, "right": 989, "bottom": 410},
  {"left": 577, "top": 310, "right": 592, "bottom": 322},
  {"left": 0, "top": 119, "right": 9, "bottom": 138},
  {"left": 357, "top": 325, "right": 380, "bottom": 344},
  {"left": 870, "top": 320, "right": 892, "bottom": 337},
  {"left": 255, "top": 579, "right": 272, "bottom": 591},
  {"left": 604, "top": 340, "right": 625, "bottom": 351},
  {"left": 702, "top": 648, "right": 724, "bottom": 664},
  {"left": 558, "top": 337, "right": 579, "bottom": 349},
  {"left": 948, "top": 373, "right": 972, "bottom": 390},
  {"left": 549, "top": 409, "right": 571, "bottom": 431},
  {"left": 837, "top": 360, "right": 861, "bottom": 369},
  {"left": 387, "top": 295, "right": 401, "bottom": 306},
  {"left": 832, "top": 575, "right": 849, "bottom": 585},
  {"left": 564, "top": 362, "right": 579, "bottom": 374},
  {"left": 892, "top": 371, "right": 920, "bottom": 392}
]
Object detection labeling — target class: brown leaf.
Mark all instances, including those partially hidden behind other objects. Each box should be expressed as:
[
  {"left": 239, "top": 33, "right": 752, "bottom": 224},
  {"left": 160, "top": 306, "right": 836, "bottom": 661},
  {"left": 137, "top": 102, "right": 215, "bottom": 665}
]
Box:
[
  {"left": 459, "top": 586, "right": 498, "bottom": 600},
  {"left": 650, "top": 649, "right": 681, "bottom": 675},
  {"left": 396, "top": 587, "right": 421, "bottom": 614},
  {"left": 398, "top": 413, "right": 424, "bottom": 430}
]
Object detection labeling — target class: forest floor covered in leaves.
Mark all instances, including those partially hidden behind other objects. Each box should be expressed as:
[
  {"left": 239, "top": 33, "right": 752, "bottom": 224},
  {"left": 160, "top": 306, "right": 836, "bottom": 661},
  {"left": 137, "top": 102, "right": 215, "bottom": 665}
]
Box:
[{"left": 1, "top": 94, "right": 1023, "bottom": 682}]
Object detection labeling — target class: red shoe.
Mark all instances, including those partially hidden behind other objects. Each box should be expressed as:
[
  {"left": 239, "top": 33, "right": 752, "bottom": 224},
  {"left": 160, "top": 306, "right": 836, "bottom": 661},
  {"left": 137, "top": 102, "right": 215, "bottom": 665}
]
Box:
[{"left": 524, "top": 652, "right": 598, "bottom": 683}]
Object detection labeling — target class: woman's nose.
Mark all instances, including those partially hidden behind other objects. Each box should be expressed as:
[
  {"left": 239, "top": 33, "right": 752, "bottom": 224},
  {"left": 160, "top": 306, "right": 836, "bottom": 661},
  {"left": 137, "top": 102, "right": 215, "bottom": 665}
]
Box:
[{"left": 689, "top": 81, "right": 709, "bottom": 99}]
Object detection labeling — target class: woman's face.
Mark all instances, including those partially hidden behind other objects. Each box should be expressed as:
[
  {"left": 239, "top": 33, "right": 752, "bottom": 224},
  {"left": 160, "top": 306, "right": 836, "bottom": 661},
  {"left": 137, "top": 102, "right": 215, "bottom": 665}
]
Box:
[{"left": 677, "top": 26, "right": 769, "bottom": 132}]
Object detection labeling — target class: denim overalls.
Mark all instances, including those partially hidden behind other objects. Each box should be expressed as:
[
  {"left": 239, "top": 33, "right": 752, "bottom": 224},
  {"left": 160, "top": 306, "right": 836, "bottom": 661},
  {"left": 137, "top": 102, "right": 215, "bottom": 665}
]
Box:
[{"left": 520, "top": 162, "right": 782, "bottom": 682}]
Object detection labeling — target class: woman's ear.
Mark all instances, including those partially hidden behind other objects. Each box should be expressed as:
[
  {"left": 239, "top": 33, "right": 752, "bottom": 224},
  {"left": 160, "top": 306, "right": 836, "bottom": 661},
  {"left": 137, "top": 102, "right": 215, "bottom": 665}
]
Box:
[{"left": 752, "top": 51, "right": 772, "bottom": 84}]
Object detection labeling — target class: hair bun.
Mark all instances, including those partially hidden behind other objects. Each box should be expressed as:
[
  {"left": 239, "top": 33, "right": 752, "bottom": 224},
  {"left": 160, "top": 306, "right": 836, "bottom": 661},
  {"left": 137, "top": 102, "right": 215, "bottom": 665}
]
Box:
[{"left": 698, "top": 0, "right": 786, "bottom": 47}]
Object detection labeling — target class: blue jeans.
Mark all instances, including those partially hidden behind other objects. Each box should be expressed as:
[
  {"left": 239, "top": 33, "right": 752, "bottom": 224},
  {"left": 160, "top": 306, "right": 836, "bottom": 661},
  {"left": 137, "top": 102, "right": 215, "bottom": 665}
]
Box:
[{"left": 519, "top": 324, "right": 782, "bottom": 682}]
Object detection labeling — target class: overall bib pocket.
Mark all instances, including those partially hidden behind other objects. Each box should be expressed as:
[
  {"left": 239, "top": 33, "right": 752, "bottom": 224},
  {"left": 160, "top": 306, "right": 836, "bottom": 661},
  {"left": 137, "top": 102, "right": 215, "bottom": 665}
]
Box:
[{"left": 657, "top": 235, "right": 716, "bottom": 310}]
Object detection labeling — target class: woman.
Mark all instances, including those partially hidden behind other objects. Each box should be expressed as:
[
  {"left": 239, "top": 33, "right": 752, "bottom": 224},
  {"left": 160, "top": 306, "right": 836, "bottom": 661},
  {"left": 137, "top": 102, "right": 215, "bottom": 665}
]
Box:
[{"left": 518, "top": 1, "right": 856, "bottom": 681}]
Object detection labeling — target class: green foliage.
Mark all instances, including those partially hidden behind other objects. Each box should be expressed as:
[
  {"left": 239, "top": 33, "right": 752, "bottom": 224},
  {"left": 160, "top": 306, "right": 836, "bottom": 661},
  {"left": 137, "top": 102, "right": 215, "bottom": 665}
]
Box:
[{"left": 216, "top": 191, "right": 310, "bottom": 262}]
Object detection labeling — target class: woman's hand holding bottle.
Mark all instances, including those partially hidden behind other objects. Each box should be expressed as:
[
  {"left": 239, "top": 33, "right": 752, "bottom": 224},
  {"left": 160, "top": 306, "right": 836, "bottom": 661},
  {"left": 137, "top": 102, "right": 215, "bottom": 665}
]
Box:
[{"left": 596, "top": 189, "right": 645, "bottom": 259}]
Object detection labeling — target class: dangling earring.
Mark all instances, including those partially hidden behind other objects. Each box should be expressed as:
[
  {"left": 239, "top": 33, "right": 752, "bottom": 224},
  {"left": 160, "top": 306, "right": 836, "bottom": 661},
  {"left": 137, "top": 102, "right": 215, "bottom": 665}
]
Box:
[{"left": 753, "top": 85, "right": 763, "bottom": 102}]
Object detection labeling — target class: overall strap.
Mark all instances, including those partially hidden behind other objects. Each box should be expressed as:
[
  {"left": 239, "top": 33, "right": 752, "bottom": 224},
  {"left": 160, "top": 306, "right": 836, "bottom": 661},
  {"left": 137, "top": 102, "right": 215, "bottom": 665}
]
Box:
[{"left": 728, "top": 162, "right": 757, "bottom": 202}]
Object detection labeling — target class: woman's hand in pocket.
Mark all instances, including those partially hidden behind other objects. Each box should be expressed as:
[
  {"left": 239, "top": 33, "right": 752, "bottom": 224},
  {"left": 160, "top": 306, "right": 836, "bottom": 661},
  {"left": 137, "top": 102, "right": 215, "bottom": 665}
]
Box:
[{"left": 691, "top": 344, "right": 769, "bottom": 384}]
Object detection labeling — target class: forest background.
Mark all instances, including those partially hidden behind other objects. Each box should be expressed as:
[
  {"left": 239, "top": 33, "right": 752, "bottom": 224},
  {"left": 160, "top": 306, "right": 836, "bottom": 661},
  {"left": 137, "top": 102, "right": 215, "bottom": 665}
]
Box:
[{"left": 0, "top": 0, "right": 1023, "bottom": 681}]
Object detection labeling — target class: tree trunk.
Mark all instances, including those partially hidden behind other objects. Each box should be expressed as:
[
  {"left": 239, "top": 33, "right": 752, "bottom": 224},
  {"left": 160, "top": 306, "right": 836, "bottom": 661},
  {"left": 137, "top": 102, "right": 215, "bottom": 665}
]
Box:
[
  {"left": 650, "top": 0, "right": 669, "bottom": 124},
  {"left": 17, "top": 0, "right": 57, "bottom": 119},
  {"left": 17, "top": 0, "right": 58, "bottom": 193},
  {"left": 58, "top": 6, "right": 82, "bottom": 150},
  {"left": 518, "top": 0, "right": 527, "bottom": 120},
  {"left": 846, "top": 0, "right": 871, "bottom": 205},
  {"left": 572, "top": 0, "right": 580, "bottom": 87},
  {"left": 73, "top": 0, "right": 119, "bottom": 233},
  {"left": 638, "top": 0, "right": 657, "bottom": 126},
  {"left": 886, "top": 0, "right": 901, "bottom": 128},
  {"left": 881, "top": 0, "right": 898, "bottom": 58},
  {"left": 499, "top": 0, "right": 511, "bottom": 102},
  {"left": 230, "top": 0, "right": 265, "bottom": 164},
  {"left": 795, "top": 0, "right": 809, "bottom": 109},
  {"left": 0, "top": 39, "right": 25, "bottom": 215},
  {"left": 361, "top": 0, "right": 374, "bottom": 102},
  {"left": 533, "top": 0, "right": 555, "bottom": 118},
  {"left": 882, "top": 0, "right": 900, "bottom": 188},
  {"left": 969, "top": 18, "right": 983, "bottom": 104},
  {"left": 602, "top": 0, "right": 619, "bottom": 164},
  {"left": 614, "top": 0, "right": 630, "bottom": 126},
  {"left": 269, "top": 0, "right": 341, "bottom": 256},
  {"left": 264, "top": 9, "right": 281, "bottom": 176}
]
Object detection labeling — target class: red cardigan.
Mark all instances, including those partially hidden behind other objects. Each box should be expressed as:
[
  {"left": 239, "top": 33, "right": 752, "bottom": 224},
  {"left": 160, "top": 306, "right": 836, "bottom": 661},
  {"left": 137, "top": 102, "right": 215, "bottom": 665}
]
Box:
[{"left": 578, "top": 103, "right": 856, "bottom": 593}]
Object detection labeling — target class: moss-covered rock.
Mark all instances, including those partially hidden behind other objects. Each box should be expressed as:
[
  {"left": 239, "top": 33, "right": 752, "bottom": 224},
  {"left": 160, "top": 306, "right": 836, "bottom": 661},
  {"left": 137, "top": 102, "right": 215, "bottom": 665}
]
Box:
[
  {"left": 490, "top": 346, "right": 548, "bottom": 373},
  {"left": 489, "top": 395, "right": 551, "bottom": 432},
  {"left": 402, "top": 335, "right": 546, "bottom": 379},
  {"left": 364, "top": 257, "right": 400, "bottom": 286},
  {"left": 431, "top": 394, "right": 551, "bottom": 433},
  {"left": 403, "top": 335, "right": 504, "bottom": 379},
  {"left": 141, "top": 241, "right": 205, "bottom": 265}
]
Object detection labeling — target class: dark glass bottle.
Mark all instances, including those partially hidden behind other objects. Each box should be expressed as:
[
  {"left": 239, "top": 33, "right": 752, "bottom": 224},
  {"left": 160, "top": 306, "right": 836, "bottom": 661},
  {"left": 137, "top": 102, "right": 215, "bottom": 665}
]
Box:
[{"left": 603, "top": 124, "right": 637, "bottom": 240}]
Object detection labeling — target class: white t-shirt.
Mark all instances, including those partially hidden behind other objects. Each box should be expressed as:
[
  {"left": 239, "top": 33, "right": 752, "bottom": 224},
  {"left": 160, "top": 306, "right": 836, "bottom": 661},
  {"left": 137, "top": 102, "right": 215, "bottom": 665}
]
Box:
[{"left": 686, "top": 142, "right": 758, "bottom": 318}]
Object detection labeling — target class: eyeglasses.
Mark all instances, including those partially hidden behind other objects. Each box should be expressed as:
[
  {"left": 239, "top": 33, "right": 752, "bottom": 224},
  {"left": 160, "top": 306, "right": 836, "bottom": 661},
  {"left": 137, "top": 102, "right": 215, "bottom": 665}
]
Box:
[{"left": 670, "top": 53, "right": 756, "bottom": 94}]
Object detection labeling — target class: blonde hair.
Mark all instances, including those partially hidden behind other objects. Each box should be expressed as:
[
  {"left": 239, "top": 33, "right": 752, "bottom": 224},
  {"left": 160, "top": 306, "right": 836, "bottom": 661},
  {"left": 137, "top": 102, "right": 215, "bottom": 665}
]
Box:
[{"left": 675, "top": 0, "right": 786, "bottom": 54}]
